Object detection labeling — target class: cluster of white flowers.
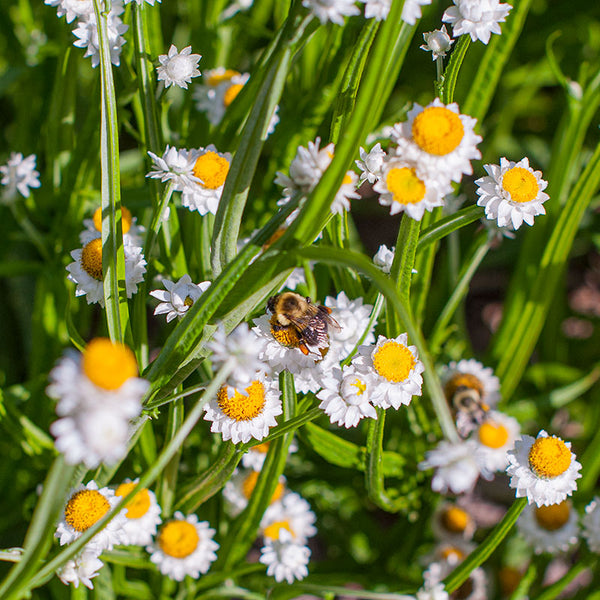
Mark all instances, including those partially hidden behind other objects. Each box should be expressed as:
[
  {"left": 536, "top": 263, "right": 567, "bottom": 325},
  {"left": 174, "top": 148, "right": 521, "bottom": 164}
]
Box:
[
  {"left": 47, "top": 338, "right": 148, "bottom": 468},
  {"left": 156, "top": 45, "right": 202, "bottom": 90},
  {"left": 147, "top": 144, "right": 231, "bottom": 216},
  {"left": 66, "top": 207, "right": 147, "bottom": 307},
  {"left": 56, "top": 480, "right": 218, "bottom": 588}
]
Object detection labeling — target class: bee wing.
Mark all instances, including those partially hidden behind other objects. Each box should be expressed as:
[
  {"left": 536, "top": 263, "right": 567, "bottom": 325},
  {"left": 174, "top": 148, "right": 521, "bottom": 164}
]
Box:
[{"left": 287, "top": 312, "right": 330, "bottom": 347}]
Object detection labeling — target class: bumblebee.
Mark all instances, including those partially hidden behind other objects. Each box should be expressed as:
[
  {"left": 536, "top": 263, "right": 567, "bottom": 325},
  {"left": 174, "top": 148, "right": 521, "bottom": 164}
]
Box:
[
  {"left": 267, "top": 292, "right": 340, "bottom": 356},
  {"left": 444, "top": 373, "right": 489, "bottom": 436}
]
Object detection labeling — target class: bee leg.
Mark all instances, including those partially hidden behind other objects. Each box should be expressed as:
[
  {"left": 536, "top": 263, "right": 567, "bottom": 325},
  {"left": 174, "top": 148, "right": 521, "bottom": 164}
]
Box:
[{"left": 299, "top": 343, "right": 310, "bottom": 356}]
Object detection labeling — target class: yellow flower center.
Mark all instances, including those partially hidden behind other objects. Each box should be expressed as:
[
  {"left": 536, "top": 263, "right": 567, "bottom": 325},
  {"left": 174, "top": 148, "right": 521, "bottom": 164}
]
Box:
[
  {"left": 217, "top": 380, "right": 266, "bottom": 422},
  {"left": 528, "top": 436, "right": 572, "bottom": 478},
  {"left": 64, "top": 489, "right": 111, "bottom": 532},
  {"left": 82, "top": 337, "right": 138, "bottom": 391},
  {"left": 184, "top": 296, "right": 194, "bottom": 308},
  {"left": 440, "top": 546, "right": 465, "bottom": 562},
  {"left": 270, "top": 315, "right": 302, "bottom": 349},
  {"left": 241, "top": 470, "right": 285, "bottom": 503},
  {"left": 207, "top": 69, "right": 239, "bottom": 87},
  {"left": 93, "top": 206, "right": 132, "bottom": 234},
  {"left": 193, "top": 152, "right": 229, "bottom": 190},
  {"left": 342, "top": 172, "right": 353, "bottom": 185},
  {"left": 372, "top": 341, "right": 416, "bottom": 383},
  {"left": 534, "top": 501, "right": 570, "bottom": 531},
  {"left": 386, "top": 167, "right": 426, "bottom": 205},
  {"left": 478, "top": 421, "right": 509, "bottom": 449},
  {"left": 444, "top": 373, "right": 484, "bottom": 401},
  {"left": 158, "top": 520, "right": 199, "bottom": 559},
  {"left": 264, "top": 520, "right": 294, "bottom": 541},
  {"left": 253, "top": 442, "right": 270, "bottom": 454},
  {"left": 412, "top": 106, "right": 464, "bottom": 156},
  {"left": 502, "top": 167, "right": 539, "bottom": 203},
  {"left": 351, "top": 378, "right": 367, "bottom": 395},
  {"left": 223, "top": 83, "right": 244, "bottom": 107},
  {"left": 115, "top": 482, "right": 151, "bottom": 520},
  {"left": 441, "top": 506, "right": 471, "bottom": 534},
  {"left": 81, "top": 238, "right": 103, "bottom": 281}
]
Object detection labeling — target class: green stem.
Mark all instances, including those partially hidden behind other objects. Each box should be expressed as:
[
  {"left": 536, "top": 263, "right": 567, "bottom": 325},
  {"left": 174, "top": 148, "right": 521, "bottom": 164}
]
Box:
[
  {"left": 9, "top": 202, "right": 50, "bottom": 261},
  {"left": 443, "top": 497, "right": 527, "bottom": 593}
]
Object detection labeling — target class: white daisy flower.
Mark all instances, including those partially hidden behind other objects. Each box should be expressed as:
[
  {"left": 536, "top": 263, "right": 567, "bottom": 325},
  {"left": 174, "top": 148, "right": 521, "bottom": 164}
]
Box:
[
  {"left": 72, "top": 1, "right": 128, "bottom": 68},
  {"left": 391, "top": 98, "right": 482, "bottom": 185},
  {"left": 180, "top": 144, "right": 231, "bottom": 215},
  {"left": 66, "top": 238, "right": 146, "bottom": 307},
  {"left": 194, "top": 68, "right": 250, "bottom": 126},
  {"left": 325, "top": 291, "right": 376, "bottom": 358},
  {"left": 261, "top": 491, "right": 317, "bottom": 545},
  {"left": 302, "top": 0, "right": 360, "bottom": 25},
  {"left": 442, "top": 358, "right": 501, "bottom": 437},
  {"left": 259, "top": 529, "right": 311, "bottom": 584},
  {"left": 114, "top": 480, "right": 162, "bottom": 547},
  {"left": 470, "top": 410, "right": 520, "bottom": 473},
  {"left": 316, "top": 364, "right": 377, "bottom": 428},
  {"left": 356, "top": 143, "right": 386, "bottom": 183},
  {"left": 420, "top": 26, "right": 455, "bottom": 60},
  {"left": 150, "top": 275, "right": 211, "bottom": 323},
  {"left": 146, "top": 146, "right": 200, "bottom": 189},
  {"left": 156, "top": 45, "right": 201, "bottom": 89},
  {"left": 354, "top": 334, "right": 424, "bottom": 410},
  {"left": 359, "top": 0, "right": 389, "bottom": 20},
  {"left": 0, "top": 152, "right": 41, "bottom": 200},
  {"left": 443, "top": 0, "right": 513, "bottom": 45},
  {"left": 506, "top": 430, "right": 582, "bottom": 507},
  {"left": 275, "top": 137, "right": 334, "bottom": 198},
  {"left": 252, "top": 313, "right": 329, "bottom": 393},
  {"left": 373, "top": 244, "right": 395, "bottom": 273},
  {"left": 517, "top": 501, "right": 579, "bottom": 554},
  {"left": 55, "top": 481, "right": 128, "bottom": 553},
  {"left": 475, "top": 157, "right": 549, "bottom": 230},
  {"left": 419, "top": 439, "right": 487, "bottom": 495},
  {"left": 582, "top": 498, "right": 600, "bottom": 553},
  {"left": 373, "top": 157, "right": 451, "bottom": 220},
  {"left": 431, "top": 502, "right": 476, "bottom": 542},
  {"left": 203, "top": 374, "right": 282, "bottom": 444},
  {"left": 223, "top": 468, "right": 286, "bottom": 517},
  {"left": 45, "top": 0, "right": 94, "bottom": 23},
  {"left": 331, "top": 170, "right": 360, "bottom": 215},
  {"left": 147, "top": 512, "right": 218, "bottom": 581},
  {"left": 47, "top": 339, "right": 147, "bottom": 468},
  {"left": 57, "top": 548, "right": 104, "bottom": 589},
  {"left": 207, "top": 322, "right": 268, "bottom": 388},
  {"left": 416, "top": 562, "right": 449, "bottom": 600},
  {"left": 79, "top": 206, "right": 144, "bottom": 247}
]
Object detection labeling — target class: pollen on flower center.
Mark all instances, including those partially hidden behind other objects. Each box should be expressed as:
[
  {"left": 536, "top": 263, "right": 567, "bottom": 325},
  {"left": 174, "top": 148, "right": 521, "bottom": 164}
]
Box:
[
  {"left": 528, "top": 436, "right": 572, "bottom": 478},
  {"left": 441, "top": 506, "right": 470, "bottom": 534},
  {"left": 386, "top": 167, "right": 426, "bottom": 205},
  {"left": 93, "top": 206, "right": 132, "bottom": 234},
  {"left": 412, "top": 106, "right": 464, "bottom": 156},
  {"left": 193, "top": 152, "right": 229, "bottom": 189},
  {"left": 534, "top": 501, "right": 570, "bottom": 531},
  {"left": 223, "top": 83, "right": 244, "bottom": 107},
  {"left": 350, "top": 378, "right": 367, "bottom": 395},
  {"left": 241, "top": 470, "right": 285, "bottom": 503},
  {"left": 184, "top": 296, "right": 195, "bottom": 308},
  {"left": 342, "top": 172, "right": 353, "bottom": 185},
  {"left": 444, "top": 373, "right": 484, "bottom": 400},
  {"left": 64, "top": 489, "right": 111, "bottom": 532},
  {"left": 372, "top": 341, "right": 416, "bottom": 383},
  {"left": 264, "top": 520, "right": 294, "bottom": 541},
  {"left": 217, "top": 381, "right": 266, "bottom": 421},
  {"left": 478, "top": 421, "right": 509, "bottom": 449},
  {"left": 82, "top": 337, "right": 138, "bottom": 391},
  {"left": 270, "top": 315, "right": 302, "bottom": 348},
  {"left": 207, "top": 69, "right": 239, "bottom": 87},
  {"left": 502, "top": 167, "right": 539, "bottom": 203},
  {"left": 440, "top": 546, "right": 465, "bottom": 562},
  {"left": 158, "top": 520, "right": 199, "bottom": 559},
  {"left": 81, "top": 238, "right": 103, "bottom": 281},
  {"left": 115, "top": 482, "right": 151, "bottom": 519}
]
